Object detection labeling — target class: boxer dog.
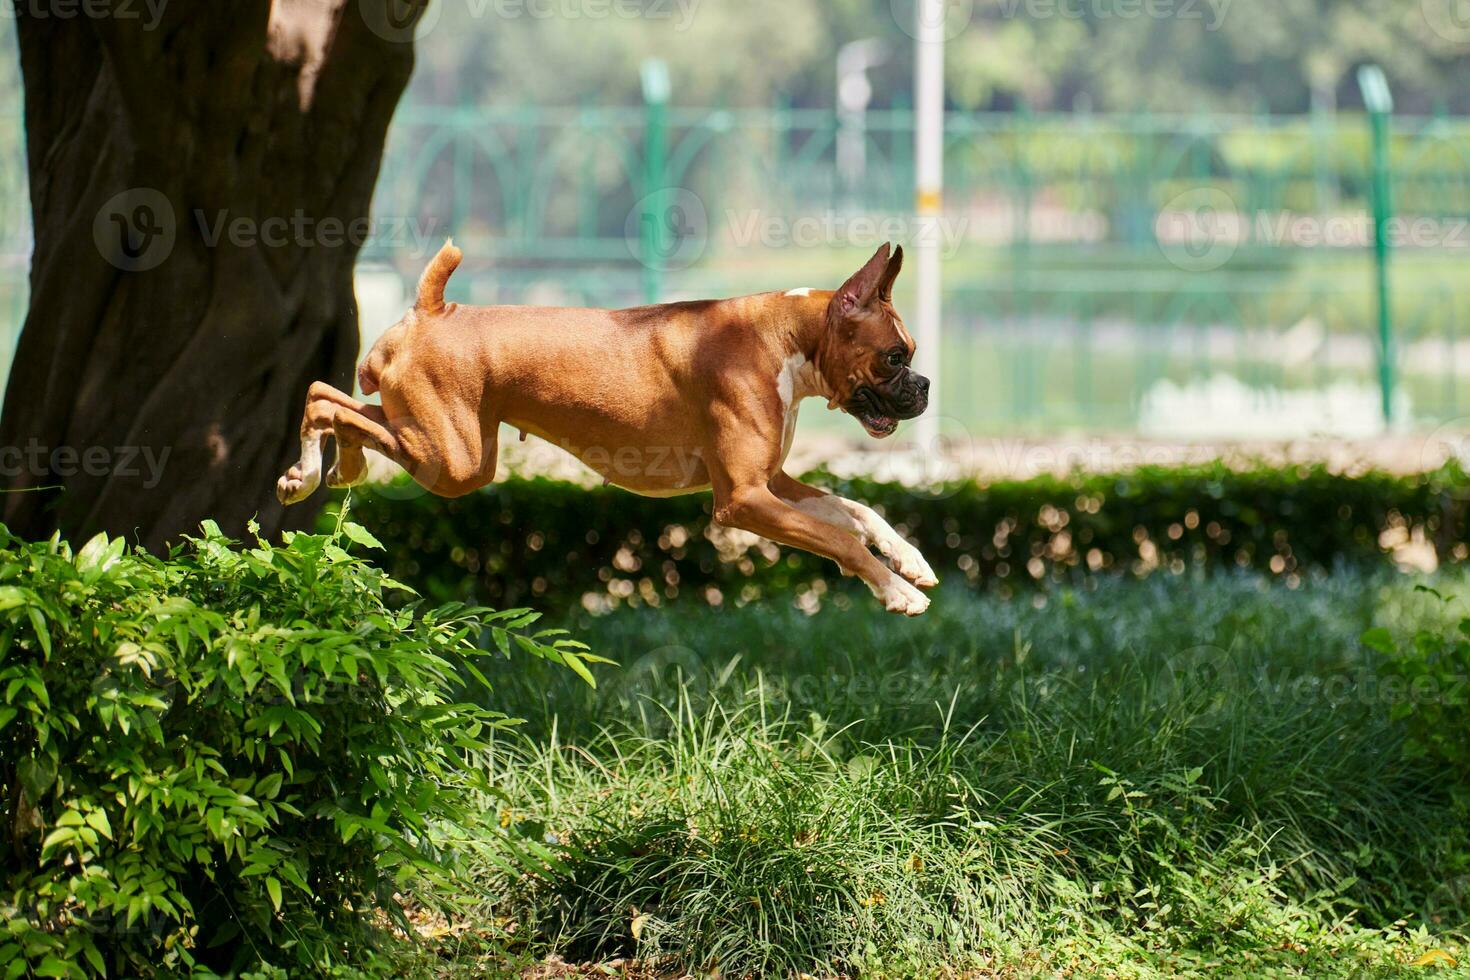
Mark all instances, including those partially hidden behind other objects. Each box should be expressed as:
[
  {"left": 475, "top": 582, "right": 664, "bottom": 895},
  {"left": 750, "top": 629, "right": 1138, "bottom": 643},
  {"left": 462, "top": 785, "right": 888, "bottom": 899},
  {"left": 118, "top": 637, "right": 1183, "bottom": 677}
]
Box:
[{"left": 276, "top": 242, "right": 936, "bottom": 615}]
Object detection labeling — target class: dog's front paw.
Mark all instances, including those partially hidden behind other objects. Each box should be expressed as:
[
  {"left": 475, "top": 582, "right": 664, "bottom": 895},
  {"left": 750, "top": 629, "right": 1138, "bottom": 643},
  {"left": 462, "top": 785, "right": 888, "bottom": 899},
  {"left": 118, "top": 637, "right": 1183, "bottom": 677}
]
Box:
[
  {"left": 887, "top": 540, "right": 938, "bottom": 589},
  {"left": 873, "top": 572, "right": 930, "bottom": 617}
]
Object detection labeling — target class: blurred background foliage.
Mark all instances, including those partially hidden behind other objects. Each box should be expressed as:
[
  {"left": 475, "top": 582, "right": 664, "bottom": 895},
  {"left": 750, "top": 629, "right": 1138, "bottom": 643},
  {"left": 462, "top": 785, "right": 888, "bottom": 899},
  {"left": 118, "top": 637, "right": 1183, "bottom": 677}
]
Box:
[
  {"left": 409, "top": 0, "right": 1470, "bottom": 114},
  {"left": 4, "top": 2, "right": 1466, "bottom": 119},
  {"left": 375, "top": 1, "right": 1470, "bottom": 433},
  {"left": 5, "top": 4, "right": 1470, "bottom": 431}
]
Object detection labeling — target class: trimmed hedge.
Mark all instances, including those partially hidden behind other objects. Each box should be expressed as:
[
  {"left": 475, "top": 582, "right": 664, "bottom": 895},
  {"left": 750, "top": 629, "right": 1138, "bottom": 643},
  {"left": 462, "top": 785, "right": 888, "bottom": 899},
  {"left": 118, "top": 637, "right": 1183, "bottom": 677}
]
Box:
[{"left": 331, "top": 463, "right": 1470, "bottom": 610}]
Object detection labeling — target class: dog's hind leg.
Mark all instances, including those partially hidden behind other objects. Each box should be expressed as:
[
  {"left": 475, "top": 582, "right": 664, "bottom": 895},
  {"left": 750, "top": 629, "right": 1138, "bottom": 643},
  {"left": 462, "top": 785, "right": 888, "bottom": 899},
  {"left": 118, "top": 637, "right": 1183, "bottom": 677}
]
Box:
[
  {"left": 331, "top": 395, "right": 502, "bottom": 500},
  {"left": 376, "top": 379, "right": 501, "bottom": 498},
  {"left": 277, "top": 382, "right": 386, "bottom": 505},
  {"left": 278, "top": 383, "right": 334, "bottom": 505},
  {"left": 383, "top": 410, "right": 499, "bottom": 498}
]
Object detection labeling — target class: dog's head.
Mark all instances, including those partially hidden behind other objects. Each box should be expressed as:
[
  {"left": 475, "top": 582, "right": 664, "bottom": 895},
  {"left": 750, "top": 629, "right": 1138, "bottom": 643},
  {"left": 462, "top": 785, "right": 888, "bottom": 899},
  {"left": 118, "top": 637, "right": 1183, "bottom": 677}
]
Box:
[{"left": 817, "top": 243, "right": 930, "bottom": 439}]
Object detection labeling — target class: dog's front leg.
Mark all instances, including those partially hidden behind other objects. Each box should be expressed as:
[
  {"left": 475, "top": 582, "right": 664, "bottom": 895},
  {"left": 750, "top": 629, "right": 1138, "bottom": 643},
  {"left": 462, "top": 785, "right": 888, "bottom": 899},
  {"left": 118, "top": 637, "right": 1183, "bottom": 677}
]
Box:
[
  {"left": 704, "top": 386, "right": 929, "bottom": 615},
  {"left": 770, "top": 472, "right": 937, "bottom": 588},
  {"left": 712, "top": 481, "right": 929, "bottom": 617}
]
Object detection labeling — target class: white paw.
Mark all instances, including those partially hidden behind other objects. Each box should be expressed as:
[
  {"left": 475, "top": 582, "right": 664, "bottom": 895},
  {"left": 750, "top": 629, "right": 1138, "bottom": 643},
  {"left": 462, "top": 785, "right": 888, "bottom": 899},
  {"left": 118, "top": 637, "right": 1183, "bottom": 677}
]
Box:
[
  {"left": 276, "top": 464, "right": 320, "bottom": 505},
  {"left": 878, "top": 537, "right": 939, "bottom": 589},
  {"left": 872, "top": 572, "right": 931, "bottom": 617}
]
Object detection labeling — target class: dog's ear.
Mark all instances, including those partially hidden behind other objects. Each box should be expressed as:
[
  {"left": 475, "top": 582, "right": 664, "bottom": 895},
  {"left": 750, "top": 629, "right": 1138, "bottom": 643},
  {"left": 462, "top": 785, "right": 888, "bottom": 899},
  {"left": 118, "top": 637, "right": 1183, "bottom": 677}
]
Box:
[
  {"left": 417, "top": 238, "right": 463, "bottom": 315},
  {"left": 877, "top": 244, "right": 904, "bottom": 302},
  {"left": 835, "top": 243, "right": 893, "bottom": 315}
]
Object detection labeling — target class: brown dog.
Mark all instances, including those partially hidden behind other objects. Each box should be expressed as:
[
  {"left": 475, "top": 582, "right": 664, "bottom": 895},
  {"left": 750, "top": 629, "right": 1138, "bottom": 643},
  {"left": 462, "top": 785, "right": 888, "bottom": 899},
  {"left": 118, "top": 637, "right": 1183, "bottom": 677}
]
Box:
[{"left": 277, "top": 242, "right": 936, "bottom": 614}]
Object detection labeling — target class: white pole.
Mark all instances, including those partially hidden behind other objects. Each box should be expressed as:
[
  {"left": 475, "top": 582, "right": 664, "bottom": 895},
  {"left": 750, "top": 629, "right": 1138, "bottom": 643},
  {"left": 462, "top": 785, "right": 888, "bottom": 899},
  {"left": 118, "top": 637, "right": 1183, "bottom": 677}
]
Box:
[{"left": 913, "top": 0, "right": 945, "bottom": 450}]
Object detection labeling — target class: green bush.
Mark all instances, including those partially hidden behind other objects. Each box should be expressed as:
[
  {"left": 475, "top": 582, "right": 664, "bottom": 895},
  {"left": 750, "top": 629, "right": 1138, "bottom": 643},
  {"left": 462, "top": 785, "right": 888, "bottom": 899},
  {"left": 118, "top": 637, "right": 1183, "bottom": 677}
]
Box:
[
  {"left": 1366, "top": 589, "right": 1470, "bottom": 784},
  {"left": 333, "top": 463, "right": 1470, "bottom": 609},
  {"left": 0, "top": 519, "right": 596, "bottom": 977}
]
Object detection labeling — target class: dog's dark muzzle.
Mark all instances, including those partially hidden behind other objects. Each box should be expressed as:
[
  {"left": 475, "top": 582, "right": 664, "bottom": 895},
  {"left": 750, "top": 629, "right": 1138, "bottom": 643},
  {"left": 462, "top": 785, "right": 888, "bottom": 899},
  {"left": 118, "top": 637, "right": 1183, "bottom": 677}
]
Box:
[
  {"left": 848, "top": 373, "right": 931, "bottom": 438},
  {"left": 892, "top": 372, "right": 931, "bottom": 419}
]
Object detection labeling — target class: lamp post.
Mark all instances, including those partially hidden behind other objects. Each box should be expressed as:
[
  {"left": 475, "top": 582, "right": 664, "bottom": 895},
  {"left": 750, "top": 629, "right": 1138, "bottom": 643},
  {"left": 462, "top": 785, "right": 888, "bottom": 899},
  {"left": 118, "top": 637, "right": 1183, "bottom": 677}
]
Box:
[{"left": 913, "top": 0, "right": 946, "bottom": 449}]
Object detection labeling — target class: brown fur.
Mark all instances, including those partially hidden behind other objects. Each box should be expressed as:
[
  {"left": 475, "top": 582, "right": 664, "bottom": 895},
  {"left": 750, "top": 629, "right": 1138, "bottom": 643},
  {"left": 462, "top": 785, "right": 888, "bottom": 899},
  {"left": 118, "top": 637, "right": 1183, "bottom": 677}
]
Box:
[{"left": 278, "top": 243, "right": 936, "bottom": 614}]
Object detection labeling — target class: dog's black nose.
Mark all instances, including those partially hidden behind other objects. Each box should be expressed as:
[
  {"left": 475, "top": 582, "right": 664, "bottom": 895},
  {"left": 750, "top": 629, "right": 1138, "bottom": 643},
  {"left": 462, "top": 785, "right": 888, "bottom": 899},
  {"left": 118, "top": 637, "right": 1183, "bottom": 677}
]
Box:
[{"left": 915, "top": 375, "right": 931, "bottom": 394}]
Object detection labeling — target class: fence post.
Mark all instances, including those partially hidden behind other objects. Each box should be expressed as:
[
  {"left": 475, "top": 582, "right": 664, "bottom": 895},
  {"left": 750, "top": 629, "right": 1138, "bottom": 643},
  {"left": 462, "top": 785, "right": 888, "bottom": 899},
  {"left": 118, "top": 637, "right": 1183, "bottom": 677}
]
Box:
[
  {"left": 1013, "top": 100, "right": 1036, "bottom": 422},
  {"left": 1357, "top": 64, "right": 1396, "bottom": 427},
  {"left": 577, "top": 97, "right": 598, "bottom": 240},
  {"left": 640, "top": 59, "right": 670, "bottom": 305},
  {"left": 772, "top": 92, "right": 790, "bottom": 182}
]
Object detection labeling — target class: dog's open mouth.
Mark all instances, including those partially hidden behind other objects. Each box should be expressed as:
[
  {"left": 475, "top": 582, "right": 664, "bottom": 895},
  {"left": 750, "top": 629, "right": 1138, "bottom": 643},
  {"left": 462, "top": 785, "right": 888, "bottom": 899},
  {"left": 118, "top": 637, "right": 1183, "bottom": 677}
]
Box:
[
  {"left": 847, "top": 388, "right": 902, "bottom": 439},
  {"left": 857, "top": 412, "right": 898, "bottom": 438}
]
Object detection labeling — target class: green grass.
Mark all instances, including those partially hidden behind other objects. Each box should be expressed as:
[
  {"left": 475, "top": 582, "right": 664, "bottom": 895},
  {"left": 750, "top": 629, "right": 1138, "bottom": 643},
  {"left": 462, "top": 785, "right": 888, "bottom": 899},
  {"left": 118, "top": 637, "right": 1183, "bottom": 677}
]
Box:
[{"left": 403, "top": 572, "right": 1470, "bottom": 978}]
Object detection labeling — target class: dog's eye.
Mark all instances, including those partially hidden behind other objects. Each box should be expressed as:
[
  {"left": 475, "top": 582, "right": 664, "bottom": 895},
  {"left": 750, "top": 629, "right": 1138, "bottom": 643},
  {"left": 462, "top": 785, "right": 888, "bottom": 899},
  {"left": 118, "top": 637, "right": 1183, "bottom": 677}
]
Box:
[{"left": 886, "top": 352, "right": 905, "bottom": 368}]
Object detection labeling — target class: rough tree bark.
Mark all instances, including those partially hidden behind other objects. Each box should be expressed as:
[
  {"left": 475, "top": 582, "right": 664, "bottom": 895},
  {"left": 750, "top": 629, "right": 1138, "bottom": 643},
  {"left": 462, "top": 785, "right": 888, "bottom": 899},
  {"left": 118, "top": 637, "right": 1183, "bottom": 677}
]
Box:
[{"left": 1, "top": 0, "right": 423, "bottom": 550}]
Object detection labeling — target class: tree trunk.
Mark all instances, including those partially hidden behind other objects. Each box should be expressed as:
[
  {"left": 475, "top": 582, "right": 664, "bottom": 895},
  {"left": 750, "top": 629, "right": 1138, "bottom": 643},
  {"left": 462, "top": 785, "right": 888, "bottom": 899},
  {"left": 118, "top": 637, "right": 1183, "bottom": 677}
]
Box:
[{"left": 2, "top": 0, "right": 421, "bottom": 551}]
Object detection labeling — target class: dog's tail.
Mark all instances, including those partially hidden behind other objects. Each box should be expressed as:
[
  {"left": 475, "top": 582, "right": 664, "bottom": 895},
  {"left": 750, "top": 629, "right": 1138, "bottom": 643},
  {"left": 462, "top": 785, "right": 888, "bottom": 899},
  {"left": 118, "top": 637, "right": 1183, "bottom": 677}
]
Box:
[
  {"left": 357, "top": 240, "right": 459, "bottom": 396},
  {"left": 416, "top": 238, "right": 463, "bottom": 316}
]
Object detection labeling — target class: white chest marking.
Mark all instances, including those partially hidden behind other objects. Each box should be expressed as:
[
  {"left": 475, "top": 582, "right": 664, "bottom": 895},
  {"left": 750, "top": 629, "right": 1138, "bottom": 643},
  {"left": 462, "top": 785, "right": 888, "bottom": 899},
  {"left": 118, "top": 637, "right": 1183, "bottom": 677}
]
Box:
[
  {"left": 784, "top": 287, "right": 815, "bottom": 297},
  {"left": 777, "top": 354, "right": 824, "bottom": 461},
  {"left": 777, "top": 353, "right": 826, "bottom": 409},
  {"left": 777, "top": 354, "right": 802, "bottom": 410}
]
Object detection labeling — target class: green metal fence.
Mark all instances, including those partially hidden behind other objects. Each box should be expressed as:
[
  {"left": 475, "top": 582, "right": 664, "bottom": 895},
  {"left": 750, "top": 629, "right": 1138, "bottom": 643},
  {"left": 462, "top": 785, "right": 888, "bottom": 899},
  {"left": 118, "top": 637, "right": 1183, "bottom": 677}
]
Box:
[
  {"left": 4, "top": 97, "right": 1470, "bottom": 433},
  {"left": 358, "top": 99, "right": 1470, "bottom": 433}
]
